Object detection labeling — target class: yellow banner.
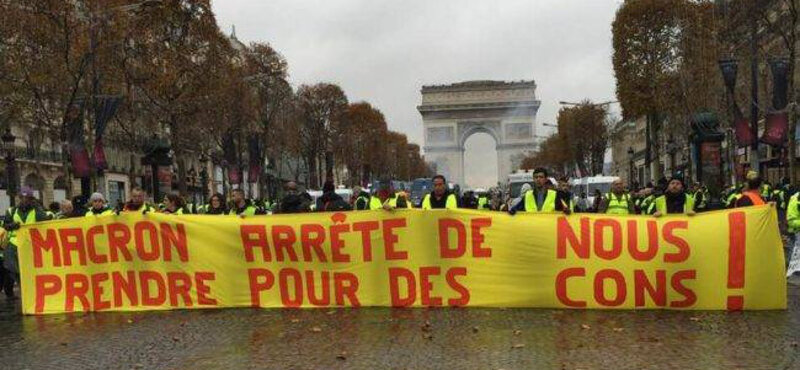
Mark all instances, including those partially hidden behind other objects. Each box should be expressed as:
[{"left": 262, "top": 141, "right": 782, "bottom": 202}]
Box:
[{"left": 18, "top": 206, "right": 786, "bottom": 314}]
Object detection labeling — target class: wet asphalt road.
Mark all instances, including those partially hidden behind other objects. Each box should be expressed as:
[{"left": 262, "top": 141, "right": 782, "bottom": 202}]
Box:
[{"left": 0, "top": 287, "right": 799, "bottom": 370}]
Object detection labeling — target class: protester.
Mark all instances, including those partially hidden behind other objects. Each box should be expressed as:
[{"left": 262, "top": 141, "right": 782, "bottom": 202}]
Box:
[
  {"left": 421, "top": 175, "right": 459, "bottom": 210},
  {"left": 734, "top": 171, "right": 766, "bottom": 208},
  {"left": 598, "top": 178, "right": 634, "bottom": 215},
  {"left": 277, "top": 181, "right": 311, "bottom": 214},
  {"left": 651, "top": 177, "right": 695, "bottom": 217},
  {"left": 317, "top": 180, "right": 351, "bottom": 212},
  {"left": 370, "top": 177, "right": 411, "bottom": 210},
  {"left": 205, "top": 193, "right": 228, "bottom": 215},
  {"left": 123, "top": 187, "right": 155, "bottom": 214},
  {"left": 85, "top": 192, "right": 114, "bottom": 216},
  {"left": 56, "top": 199, "right": 79, "bottom": 219},
  {"left": 162, "top": 193, "right": 187, "bottom": 215},
  {"left": 228, "top": 188, "right": 262, "bottom": 216},
  {"left": 1, "top": 187, "right": 50, "bottom": 300},
  {"left": 509, "top": 168, "right": 570, "bottom": 215},
  {"left": 556, "top": 176, "right": 574, "bottom": 212},
  {"left": 352, "top": 185, "right": 370, "bottom": 210}
]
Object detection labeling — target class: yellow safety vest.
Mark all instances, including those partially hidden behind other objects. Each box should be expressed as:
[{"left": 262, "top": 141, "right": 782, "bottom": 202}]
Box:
[
  {"left": 85, "top": 208, "right": 115, "bottom": 217},
  {"left": 653, "top": 194, "right": 695, "bottom": 215},
  {"left": 9, "top": 208, "right": 38, "bottom": 246},
  {"left": 523, "top": 189, "right": 558, "bottom": 213},
  {"left": 605, "top": 193, "right": 631, "bottom": 215},
  {"left": 421, "top": 193, "right": 458, "bottom": 210}
]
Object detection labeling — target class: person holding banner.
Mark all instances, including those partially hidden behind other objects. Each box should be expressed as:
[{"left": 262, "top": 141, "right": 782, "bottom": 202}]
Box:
[
  {"left": 162, "top": 193, "right": 188, "bottom": 215},
  {"left": 651, "top": 177, "right": 695, "bottom": 217},
  {"left": 370, "top": 177, "right": 412, "bottom": 210},
  {"left": 228, "top": 189, "right": 262, "bottom": 216},
  {"left": 734, "top": 171, "right": 767, "bottom": 208},
  {"left": 421, "top": 175, "right": 458, "bottom": 210},
  {"left": 786, "top": 190, "right": 800, "bottom": 281},
  {"left": 508, "top": 168, "right": 570, "bottom": 215},
  {"left": 598, "top": 178, "right": 634, "bottom": 215},
  {"left": 352, "top": 185, "right": 370, "bottom": 210},
  {"left": 1, "top": 186, "right": 50, "bottom": 300},
  {"left": 85, "top": 193, "right": 114, "bottom": 216},
  {"left": 122, "top": 187, "right": 156, "bottom": 214},
  {"left": 204, "top": 193, "right": 228, "bottom": 215}
]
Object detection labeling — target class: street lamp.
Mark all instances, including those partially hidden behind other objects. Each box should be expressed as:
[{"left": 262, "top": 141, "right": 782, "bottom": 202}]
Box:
[
  {"left": 199, "top": 154, "right": 209, "bottom": 203},
  {"left": 2, "top": 128, "right": 17, "bottom": 207},
  {"left": 627, "top": 147, "right": 635, "bottom": 188}
]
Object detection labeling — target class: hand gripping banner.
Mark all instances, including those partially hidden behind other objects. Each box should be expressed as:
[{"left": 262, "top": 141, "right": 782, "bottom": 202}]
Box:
[{"left": 17, "top": 206, "right": 786, "bottom": 314}]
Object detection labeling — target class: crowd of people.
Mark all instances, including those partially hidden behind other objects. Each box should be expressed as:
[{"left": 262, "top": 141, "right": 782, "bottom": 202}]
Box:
[{"left": 0, "top": 166, "right": 795, "bottom": 301}]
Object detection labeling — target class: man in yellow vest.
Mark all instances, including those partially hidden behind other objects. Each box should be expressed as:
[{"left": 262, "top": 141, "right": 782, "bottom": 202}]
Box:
[
  {"left": 652, "top": 177, "right": 695, "bottom": 217},
  {"left": 122, "top": 187, "right": 156, "bottom": 214},
  {"left": 370, "top": 178, "right": 412, "bottom": 210},
  {"left": 228, "top": 188, "right": 263, "bottom": 216},
  {"left": 2, "top": 186, "right": 51, "bottom": 300},
  {"left": 509, "top": 168, "right": 570, "bottom": 215},
  {"left": 422, "top": 175, "right": 459, "bottom": 210},
  {"left": 85, "top": 192, "right": 115, "bottom": 216},
  {"left": 598, "top": 178, "right": 634, "bottom": 215}
]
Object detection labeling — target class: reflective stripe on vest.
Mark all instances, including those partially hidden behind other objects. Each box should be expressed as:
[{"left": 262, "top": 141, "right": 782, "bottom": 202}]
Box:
[
  {"left": 523, "top": 189, "right": 557, "bottom": 212},
  {"left": 606, "top": 193, "right": 630, "bottom": 215},
  {"left": 422, "top": 193, "right": 458, "bottom": 210},
  {"left": 85, "top": 208, "right": 114, "bottom": 217},
  {"left": 228, "top": 205, "right": 256, "bottom": 216}
]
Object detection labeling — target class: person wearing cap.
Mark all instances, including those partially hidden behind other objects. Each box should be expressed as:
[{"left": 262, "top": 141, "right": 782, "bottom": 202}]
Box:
[
  {"left": 734, "top": 171, "right": 767, "bottom": 208},
  {"left": 598, "top": 178, "right": 634, "bottom": 215},
  {"left": 123, "top": 187, "right": 155, "bottom": 214},
  {"left": 85, "top": 192, "right": 114, "bottom": 216},
  {"left": 509, "top": 168, "right": 570, "bottom": 215},
  {"left": 1, "top": 186, "right": 51, "bottom": 300},
  {"left": 352, "top": 185, "right": 370, "bottom": 210},
  {"left": 651, "top": 176, "right": 695, "bottom": 217},
  {"left": 421, "top": 175, "right": 459, "bottom": 210}
]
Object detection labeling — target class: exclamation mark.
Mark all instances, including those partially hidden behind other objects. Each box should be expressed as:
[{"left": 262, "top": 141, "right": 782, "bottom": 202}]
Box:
[{"left": 727, "top": 212, "right": 746, "bottom": 311}]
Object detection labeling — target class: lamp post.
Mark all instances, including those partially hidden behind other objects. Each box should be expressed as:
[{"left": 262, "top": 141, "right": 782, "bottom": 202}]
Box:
[
  {"left": 2, "top": 128, "right": 17, "bottom": 207},
  {"left": 627, "top": 147, "right": 635, "bottom": 188},
  {"left": 199, "top": 154, "right": 209, "bottom": 203}
]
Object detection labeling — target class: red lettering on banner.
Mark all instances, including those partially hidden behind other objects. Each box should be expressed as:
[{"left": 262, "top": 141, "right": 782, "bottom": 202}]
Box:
[
  {"left": 663, "top": 221, "right": 690, "bottom": 263},
  {"left": 86, "top": 226, "right": 107, "bottom": 264},
  {"left": 556, "top": 268, "right": 586, "bottom": 307},
  {"left": 167, "top": 272, "right": 193, "bottom": 306},
  {"left": 419, "top": 266, "right": 442, "bottom": 306},
  {"left": 470, "top": 218, "right": 492, "bottom": 258},
  {"left": 300, "top": 224, "right": 327, "bottom": 262},
  {"left": 628, "top": 221, "right": 658, "bottom": 261},
  {"left": 383, "top": 219, "right": 408, "bottom": 260},
  {"left": 446, "top": 267, "right": 470, "bottom": 306},
  {"left": 59, "top": 228, "right": 87, "bottom": 266},
  {"left": 670, "top": 270, "right": 697, "bottom": 308},
  {"left": 241, "top": 225, "right": 271, "bottom": 262},
  {"left": 330, "top": 222, "right": 351, "bottom": 263},
  {"left": 594, "top": 269, "right": 626, "bottom": 307},
  {"left": 31, "top": 229, "right": 60, "bottom": 268},
  {"left": 160, "top": 223, "right": 188, "bottom": 262},
  {"left": 279, "top": 268, "right": 303, "bottom": 307},
  {"left": 307, "top": 270, "right": 331, "bottom": 306},
  {"left": 64, "top": 273, "right": 90, "bottom": 312},
  {"left": 134, "top": 222, "right": 160, "bottom": 261},
  {"left": 35, "top": 274, "right": 62, "bottom": 313},
  {"left": 353, "top": 221, "right": 379, "bottom": 262},
  {"left": 248, "top": 268, "right": 275, "bottom": 307},
  {"left": 333, "top": 272, "right": 360, "bottom": 306},
  {"left": 107, "top": 223, "right": 132, "bottom": 262},
  {"left": 389, "top": 267, "right": 416, "bottom": 306},
  {"left": 91, "top": 273, "right": 111, "bottom": 311},
  {"left": 112, "top": 271, "right": 138, "bottom": 306},
  {"left": 272, "top": 225, "right": 299, "bottom": 262},
  {"left": 140, "top": 270, "right": 166, "bottom": 306},
  {"left": 195, "top": 272, "right": 216, "bottom": 306},
  {"left": 594, "top": 219, "right": 622, "bottom": 260},
  {"left": 633, "top": 270, "right": 666, "bottom": 306},
  {"left": 438, "top": 218, "right": 466, "bottom": 258},
  {"left": 557, "top": 217, "right": 590, "bottom": 259}
]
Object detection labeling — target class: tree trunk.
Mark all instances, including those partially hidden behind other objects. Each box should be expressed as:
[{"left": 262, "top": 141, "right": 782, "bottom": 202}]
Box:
[{"left": 176, "top": 156, "right": 187, "bottom": 197}]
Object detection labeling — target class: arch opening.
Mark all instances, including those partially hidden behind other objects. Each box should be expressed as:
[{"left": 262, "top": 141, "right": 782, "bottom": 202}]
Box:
[{"left": 463, "top": 132, "right": 498, "bottom": 190}]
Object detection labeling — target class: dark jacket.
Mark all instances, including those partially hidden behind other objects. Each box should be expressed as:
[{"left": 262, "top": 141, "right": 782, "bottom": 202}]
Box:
[
  {"left": 318, "top": 191, "right": 352, "bottom": 212},
  {"left": 278, "top": 193, "right": 311, "bottom": 214}
]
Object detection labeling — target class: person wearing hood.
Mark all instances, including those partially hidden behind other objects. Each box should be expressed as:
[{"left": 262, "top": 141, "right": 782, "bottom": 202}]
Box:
[
  {"left": 317, "top": 180, "right": 352, "bottom": 212},
  {"left": 277, "top": 181, "right": 311, "bottom": 214},
  {"left": 651, "top": 176, "right": 695, "bottom": 216},
  {"left": 352, "top": 185, "right": 370, "bottom": 210},
  {"left": 2, "top": 186, "right": 51, "bottom": 300},
  {"left": 228, "top": 188, "right": 262, "bottom": 216},
  {"left": 85, "top": 192, "right": 114, "bottom": 216}
]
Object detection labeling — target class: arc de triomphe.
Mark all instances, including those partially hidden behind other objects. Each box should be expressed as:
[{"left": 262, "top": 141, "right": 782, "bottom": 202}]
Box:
[{"left": 418, "top": 80, "right": 541, "bottom": 187}]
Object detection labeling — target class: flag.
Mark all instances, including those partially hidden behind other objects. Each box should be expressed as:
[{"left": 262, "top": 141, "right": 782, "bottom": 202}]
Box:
[{"left": 761, "top": 112, "right": 788, "bottom": 147}]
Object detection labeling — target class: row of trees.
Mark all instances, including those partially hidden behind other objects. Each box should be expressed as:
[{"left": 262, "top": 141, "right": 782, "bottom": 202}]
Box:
[{"left": 0, "top": 0, "right": 431, "bottom": 197}]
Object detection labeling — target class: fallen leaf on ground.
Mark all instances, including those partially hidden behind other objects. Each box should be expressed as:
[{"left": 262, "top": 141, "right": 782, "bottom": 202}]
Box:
[
  {"left": 327, "top": 310, "right": 336, "bottom": 315},
  {"left": 290, "top": 318, "right": 300, "bottom": 323},
  {"left": 423, "top": 333, "right": 433, "bottom": 340},
  {"left": 472, "top": 326, "right": 479, "bottom": 333},
  {"left": 311, "top": 327, "right": 322, "bottom": 333},
  {"left": 581, "top": 324, "right": 591, "bottom": 330},
  {"left": 689, "top": 317, "right": 701, "bottom": 322},
  {"left": 513, "top": 330, "right": 522, "bottom": 335},
  {"left": 511, "top": 343, "right": 525, "bottom": 349},
  {"left": 613, "top": 328, "right": 624, "bottom": 332},
  {"left": 336, "top": 351, "right": 347, "bottom": 360}
]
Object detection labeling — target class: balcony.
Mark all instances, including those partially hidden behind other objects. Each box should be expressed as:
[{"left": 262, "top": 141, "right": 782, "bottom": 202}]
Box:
[{"left": 15, "top": 147, "right": 65, "bottom": 164}]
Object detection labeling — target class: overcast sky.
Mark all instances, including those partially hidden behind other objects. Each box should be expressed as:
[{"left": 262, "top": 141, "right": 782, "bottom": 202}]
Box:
[{"left": 212, "top": 0, "right": 623, "bottom": 188}]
